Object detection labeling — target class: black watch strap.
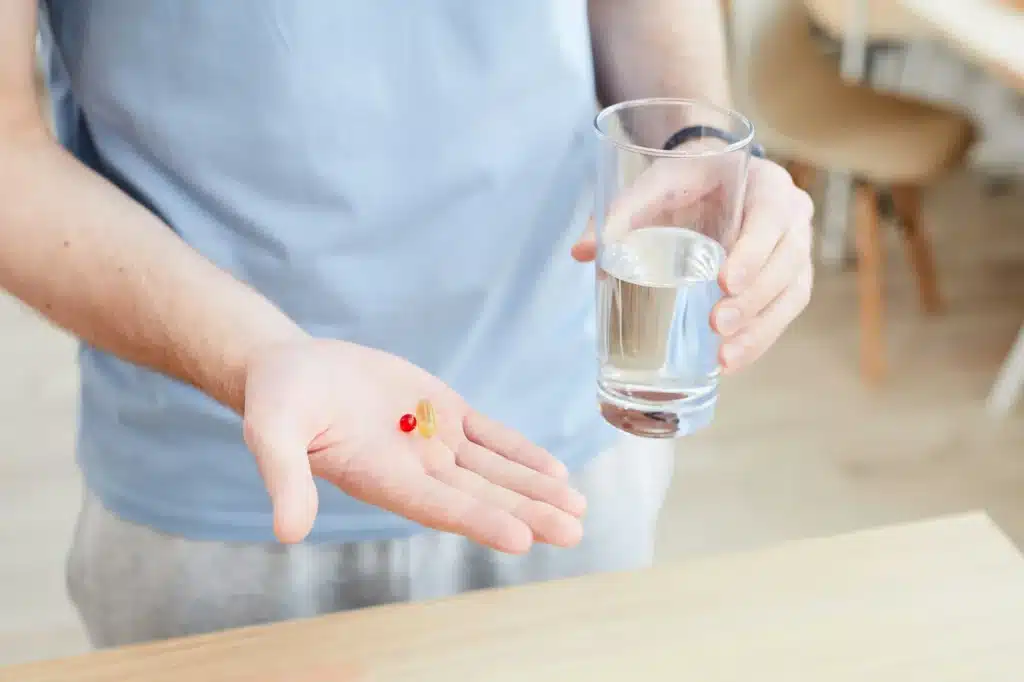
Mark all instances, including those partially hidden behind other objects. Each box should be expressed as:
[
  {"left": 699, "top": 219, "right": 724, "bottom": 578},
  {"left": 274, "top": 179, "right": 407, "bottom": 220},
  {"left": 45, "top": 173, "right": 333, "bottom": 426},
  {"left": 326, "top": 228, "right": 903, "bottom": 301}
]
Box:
[{"left": 663, "top": 125, "right": 765, "bottom": 159}]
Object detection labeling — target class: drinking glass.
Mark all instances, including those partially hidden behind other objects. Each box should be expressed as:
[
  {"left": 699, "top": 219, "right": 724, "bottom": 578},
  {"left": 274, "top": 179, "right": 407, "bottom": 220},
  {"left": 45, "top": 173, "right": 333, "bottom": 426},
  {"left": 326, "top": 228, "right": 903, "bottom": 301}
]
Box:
[{"left": 593, "top": 98, "right": 755, "bottom": 438}]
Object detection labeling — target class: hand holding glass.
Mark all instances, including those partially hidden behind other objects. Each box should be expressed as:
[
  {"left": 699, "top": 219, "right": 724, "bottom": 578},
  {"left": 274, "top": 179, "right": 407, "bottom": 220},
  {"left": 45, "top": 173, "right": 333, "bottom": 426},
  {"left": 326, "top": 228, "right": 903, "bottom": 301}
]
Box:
[{"left": 593, "top": 99, "right": 755, "bottom": 439}]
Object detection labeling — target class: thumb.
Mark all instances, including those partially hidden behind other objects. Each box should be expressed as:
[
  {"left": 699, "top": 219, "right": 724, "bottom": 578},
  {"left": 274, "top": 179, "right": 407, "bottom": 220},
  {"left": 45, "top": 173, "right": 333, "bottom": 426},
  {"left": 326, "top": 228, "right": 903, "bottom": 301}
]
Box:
[
  {"left": 243, "top": 416, "right": 319, "bottom": 544},
  {"left": 570, "top": 217, "right": 596, "bottom": 262}
]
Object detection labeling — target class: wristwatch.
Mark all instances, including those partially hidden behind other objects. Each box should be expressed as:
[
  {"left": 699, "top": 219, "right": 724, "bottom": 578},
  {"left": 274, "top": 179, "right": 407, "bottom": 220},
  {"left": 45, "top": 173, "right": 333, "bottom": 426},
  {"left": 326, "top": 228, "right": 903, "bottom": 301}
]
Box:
[{"left": 664, "top": 125, "right": 766, "bottom": 159}]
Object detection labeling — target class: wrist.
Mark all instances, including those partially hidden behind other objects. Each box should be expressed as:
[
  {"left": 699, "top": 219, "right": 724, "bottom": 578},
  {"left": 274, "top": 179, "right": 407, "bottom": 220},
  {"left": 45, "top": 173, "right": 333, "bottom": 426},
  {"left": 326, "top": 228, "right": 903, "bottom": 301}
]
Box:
[
  {"left": 215, "top": 305, "right": 310, "bottom": 416},
  {"left": 663, "top": 125, "right": 765, "bottom": 158}
]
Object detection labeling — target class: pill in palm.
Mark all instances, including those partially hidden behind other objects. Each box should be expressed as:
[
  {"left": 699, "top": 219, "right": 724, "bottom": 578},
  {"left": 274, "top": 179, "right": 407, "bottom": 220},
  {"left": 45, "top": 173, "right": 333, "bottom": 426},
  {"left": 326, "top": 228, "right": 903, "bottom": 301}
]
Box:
[
  {"left": 415, "top": 399, "right": 437, "bottom": 438},
  {"left": 398, "top": 413, "right": 417, "bottom": 433}
]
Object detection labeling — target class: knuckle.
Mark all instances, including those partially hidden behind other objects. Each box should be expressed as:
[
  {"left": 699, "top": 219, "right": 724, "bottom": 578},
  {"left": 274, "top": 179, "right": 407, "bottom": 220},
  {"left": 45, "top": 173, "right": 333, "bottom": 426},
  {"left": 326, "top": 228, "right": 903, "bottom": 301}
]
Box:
[
  {"left": 794, "top": 269, "right": 814, "bottom": 308},
  {"left": 784, "top": 212, "right": 814, "bottom": 255},
  {"left": 794, "top": 223, "right": 814, "bottom": 257},
  {"left": 798, "top": 280, "right": 813, "bottom": 308},
  {"left": 795, "top": 186, "right": 815, "bottom": 219},
  {"left": 759, "top": 160, "right": 794, "bottom": 187},
  {"left": 730, "top": 292, "right": 759, "bottom": 320},
  {"left": 798, "top": 261, "right": 814, "bottom": 285}
]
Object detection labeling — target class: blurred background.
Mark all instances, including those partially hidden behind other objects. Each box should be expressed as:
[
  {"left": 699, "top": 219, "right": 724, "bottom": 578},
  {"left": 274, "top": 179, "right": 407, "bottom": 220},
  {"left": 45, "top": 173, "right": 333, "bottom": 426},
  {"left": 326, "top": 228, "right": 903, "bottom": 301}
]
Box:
[{"left": 2, "top": 0, "right": 1023, "bottom": 667}]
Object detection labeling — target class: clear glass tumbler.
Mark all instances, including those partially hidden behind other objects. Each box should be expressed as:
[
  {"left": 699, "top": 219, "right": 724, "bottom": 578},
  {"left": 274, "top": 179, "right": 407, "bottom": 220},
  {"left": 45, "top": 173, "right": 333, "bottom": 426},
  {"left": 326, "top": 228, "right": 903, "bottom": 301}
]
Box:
[{"left": 593, "top": 98, "right": 755, "bottom": 438}]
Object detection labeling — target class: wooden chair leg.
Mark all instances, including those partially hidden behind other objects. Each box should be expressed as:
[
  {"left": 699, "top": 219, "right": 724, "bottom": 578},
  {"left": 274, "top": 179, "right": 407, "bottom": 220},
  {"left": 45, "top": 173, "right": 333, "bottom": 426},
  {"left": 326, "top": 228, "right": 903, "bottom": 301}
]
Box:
[
  {"left": 891, "top": 185, "right": 942, "bottom": 314},
  {"left": 855, "top": 183, "right": 885, "bottom": 383},
  {"left": 785, "top": 160, "right": 817, "bottom": 194}
]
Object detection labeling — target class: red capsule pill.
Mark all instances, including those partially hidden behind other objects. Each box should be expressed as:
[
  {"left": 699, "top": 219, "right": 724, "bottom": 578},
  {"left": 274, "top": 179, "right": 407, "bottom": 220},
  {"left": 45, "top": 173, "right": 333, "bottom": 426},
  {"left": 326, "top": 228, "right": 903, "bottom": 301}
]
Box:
[{"left": 398, "top": 413, "right": 418, "bottom": 433}]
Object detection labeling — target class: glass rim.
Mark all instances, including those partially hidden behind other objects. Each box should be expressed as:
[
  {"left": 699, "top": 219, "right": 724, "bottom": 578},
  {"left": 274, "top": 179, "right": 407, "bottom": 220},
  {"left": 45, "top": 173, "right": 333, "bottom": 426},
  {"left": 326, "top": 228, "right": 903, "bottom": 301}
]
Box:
[{"left": 593, "top": 97, "right": 756, "bottom": 159}]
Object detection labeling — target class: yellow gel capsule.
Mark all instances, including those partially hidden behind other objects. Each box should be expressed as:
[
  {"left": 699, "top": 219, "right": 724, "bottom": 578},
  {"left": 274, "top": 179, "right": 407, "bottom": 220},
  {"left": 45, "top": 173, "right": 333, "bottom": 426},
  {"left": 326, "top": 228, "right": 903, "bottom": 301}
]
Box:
[{"left": 415, "top": 399, "right": 437, "bottom": 438}]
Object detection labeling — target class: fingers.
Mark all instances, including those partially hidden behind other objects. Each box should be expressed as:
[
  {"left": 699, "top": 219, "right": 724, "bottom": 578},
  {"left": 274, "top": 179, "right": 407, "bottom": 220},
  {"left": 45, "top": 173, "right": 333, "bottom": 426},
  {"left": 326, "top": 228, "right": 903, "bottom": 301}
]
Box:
[
  {"left": 570, "top": 218, "right": 597, "bottom": 263},
  {"left": 319, "top": 439, "right": 535, "bottom": 554},
  {"left": 712, "top": 219, "right": 812, "bottom": 337},
  {"left": 433, "top": 464, "right": 583, "bottom": 548},
  {"left": 409, "top": 473, "right": 535, "bottom": 553},
  {"left": 366, "top": 464, "right": 535, "bottom": 554},
  {"left": 455, "top": 440, "right": 587, "bottom": 517},
  {"left": 723, "top": 161, "right": 814, "bottom": 296},
  {"left": 573, "top": 158, "right": 723, "bottom": 261},
  {"left": 243, "top": 416, "right": 319, "bottom": 545},
  {"left": 606, "top": 158, "right": 721, "bottom": 240},
  {"left": 720, "top": 264, "right": 813, "bottom": 372},
  {"left": 463, "top": 411, "right": 569, "bottom": 479}
]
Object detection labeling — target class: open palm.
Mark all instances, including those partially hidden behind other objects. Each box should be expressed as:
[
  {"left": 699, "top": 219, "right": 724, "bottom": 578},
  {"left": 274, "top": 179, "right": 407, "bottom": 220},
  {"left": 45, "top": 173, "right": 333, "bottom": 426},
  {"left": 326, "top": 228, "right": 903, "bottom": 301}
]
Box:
[{"left": 242, "top": 339, "right": 586, "bottom": 553}]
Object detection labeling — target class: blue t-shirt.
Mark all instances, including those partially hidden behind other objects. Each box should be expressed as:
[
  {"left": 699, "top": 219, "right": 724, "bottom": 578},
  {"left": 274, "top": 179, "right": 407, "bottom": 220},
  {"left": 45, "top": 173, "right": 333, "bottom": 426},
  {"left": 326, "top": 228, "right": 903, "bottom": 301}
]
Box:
[{"left": 39, "top": 0, "right": 615, "bottom": 542}]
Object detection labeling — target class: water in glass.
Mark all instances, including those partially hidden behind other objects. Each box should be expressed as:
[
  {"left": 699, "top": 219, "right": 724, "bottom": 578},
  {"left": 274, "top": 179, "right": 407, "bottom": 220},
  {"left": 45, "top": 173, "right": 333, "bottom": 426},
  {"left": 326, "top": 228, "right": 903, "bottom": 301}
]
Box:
[{"left": 597, "top": 225, "right": 724, "bottom": 437}]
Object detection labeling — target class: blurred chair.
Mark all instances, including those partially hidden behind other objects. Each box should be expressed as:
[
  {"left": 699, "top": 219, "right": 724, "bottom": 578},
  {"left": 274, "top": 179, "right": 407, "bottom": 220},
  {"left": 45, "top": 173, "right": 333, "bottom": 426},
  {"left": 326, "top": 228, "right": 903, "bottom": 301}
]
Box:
[
  {"left": 737, "top": 2, "right": 974, "bottom": 383},
  {"left": 802, "top": 1, "right": 933, "bottom": 269},
  {"left": 801, "top": 0, "right": 929, "bottom": 115}
]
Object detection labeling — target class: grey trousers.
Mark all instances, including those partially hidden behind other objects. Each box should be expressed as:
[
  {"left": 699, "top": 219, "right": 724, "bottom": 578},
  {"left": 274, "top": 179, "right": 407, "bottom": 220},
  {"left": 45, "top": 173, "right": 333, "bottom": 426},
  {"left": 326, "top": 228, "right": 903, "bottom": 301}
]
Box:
[{"left": 67, "top": 435, "right": 674, "bottom": 649}]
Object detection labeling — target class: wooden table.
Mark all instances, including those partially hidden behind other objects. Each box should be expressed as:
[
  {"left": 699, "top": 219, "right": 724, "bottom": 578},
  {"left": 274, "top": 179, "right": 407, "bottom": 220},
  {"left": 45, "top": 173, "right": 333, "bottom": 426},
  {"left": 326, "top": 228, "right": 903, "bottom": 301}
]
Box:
[
  {"left": 6, "top": 514, "right": 1024, "bottom": 681},
  {"left": 898, "top": 0, "right": 1024, "bottom": 90}
]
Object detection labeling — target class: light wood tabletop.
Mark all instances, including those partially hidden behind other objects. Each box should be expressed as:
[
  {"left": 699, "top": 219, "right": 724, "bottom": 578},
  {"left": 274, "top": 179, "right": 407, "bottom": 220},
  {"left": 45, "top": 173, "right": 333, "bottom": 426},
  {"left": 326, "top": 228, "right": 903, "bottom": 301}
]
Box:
[
  {"left": 898, "top": 0, "right": 1024, "bottom": 90},
  {"left": 5, "top": 513, "right": 1024, "bottom": 681}
]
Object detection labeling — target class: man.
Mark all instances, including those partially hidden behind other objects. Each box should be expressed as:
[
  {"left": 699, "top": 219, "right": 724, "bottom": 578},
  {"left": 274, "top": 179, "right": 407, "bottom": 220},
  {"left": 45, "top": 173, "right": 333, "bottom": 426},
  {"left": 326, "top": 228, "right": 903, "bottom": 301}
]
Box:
[{"left": 0, "top": 0, "right": 813, "bottom": 647}]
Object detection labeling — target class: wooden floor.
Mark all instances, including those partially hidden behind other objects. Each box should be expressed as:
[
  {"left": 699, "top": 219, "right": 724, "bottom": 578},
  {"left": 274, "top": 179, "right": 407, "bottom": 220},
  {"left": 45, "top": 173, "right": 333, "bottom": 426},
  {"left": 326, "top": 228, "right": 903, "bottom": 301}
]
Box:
[{"left": 0, "top": 172, "right": 1022, "bottom": 667}]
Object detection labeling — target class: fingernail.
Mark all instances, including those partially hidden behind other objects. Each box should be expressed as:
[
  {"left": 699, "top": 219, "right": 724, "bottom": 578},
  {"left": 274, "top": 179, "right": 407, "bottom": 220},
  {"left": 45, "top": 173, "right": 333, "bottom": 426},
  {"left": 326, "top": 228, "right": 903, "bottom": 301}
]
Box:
[{"left": 716, "top": 306, "right": 741, "bottom": 335}]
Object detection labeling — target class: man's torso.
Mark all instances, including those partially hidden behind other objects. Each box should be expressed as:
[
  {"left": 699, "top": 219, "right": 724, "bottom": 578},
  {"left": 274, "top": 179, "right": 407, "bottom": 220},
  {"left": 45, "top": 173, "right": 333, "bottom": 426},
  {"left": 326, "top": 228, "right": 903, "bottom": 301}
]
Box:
[{"left": 40, "top": 0, "right": 614, "bottom": 542}]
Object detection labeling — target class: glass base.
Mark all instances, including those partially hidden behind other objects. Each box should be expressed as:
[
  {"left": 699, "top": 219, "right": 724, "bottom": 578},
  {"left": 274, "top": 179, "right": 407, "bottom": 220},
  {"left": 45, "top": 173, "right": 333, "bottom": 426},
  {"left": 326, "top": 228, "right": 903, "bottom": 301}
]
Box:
[{"left": 597, "top": 383, "right": 717, "bottom": 439}]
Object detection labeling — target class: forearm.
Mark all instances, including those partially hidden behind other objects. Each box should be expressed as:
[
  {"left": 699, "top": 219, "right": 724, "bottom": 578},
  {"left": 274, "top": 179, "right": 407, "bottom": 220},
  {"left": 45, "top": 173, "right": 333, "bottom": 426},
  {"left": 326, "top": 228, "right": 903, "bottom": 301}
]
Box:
[
  {"left": 0, "top": 131, "right": 306, "bottom": 414},
  {"left": 589, "top": 0, "right": 732, "bottom": 146}
]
